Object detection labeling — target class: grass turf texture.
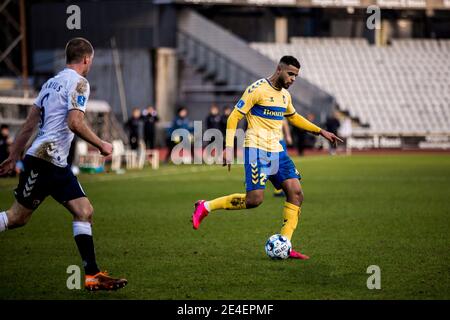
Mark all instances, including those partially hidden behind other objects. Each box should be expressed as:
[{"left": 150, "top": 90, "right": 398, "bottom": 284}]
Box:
[{"left": 0, "top": 154, "right": 449, "bottom": 300}]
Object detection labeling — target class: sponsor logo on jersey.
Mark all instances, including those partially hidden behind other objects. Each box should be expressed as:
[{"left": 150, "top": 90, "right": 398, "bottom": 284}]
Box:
[
  {"left": 250, "top": 105, "right": 286, "bottom": 120},
  {"left": 263, "top": 109, "right": 284, "bottom": 117}
]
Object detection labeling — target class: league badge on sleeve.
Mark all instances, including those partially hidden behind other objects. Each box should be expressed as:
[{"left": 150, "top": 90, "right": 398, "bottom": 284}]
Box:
[
  {"left": 236, "top": 99, "right": 245, "bottom": 109},
  {"left": 77, "top": 95, "right": 86, "bottom": 107}
]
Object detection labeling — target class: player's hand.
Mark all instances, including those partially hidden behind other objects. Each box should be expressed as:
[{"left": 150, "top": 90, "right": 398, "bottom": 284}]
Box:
[
  {"left": 222, "top": 146, "right": 233, "bottom": 172},
  {"left": 320, "top": 129, "right": 344, "bottom": 147},
  {"left": 0, "top": 156, "right": 17, "bottom": 176},
  {"left": 99, "top": 140, "right": 113, "bottom": 156}
]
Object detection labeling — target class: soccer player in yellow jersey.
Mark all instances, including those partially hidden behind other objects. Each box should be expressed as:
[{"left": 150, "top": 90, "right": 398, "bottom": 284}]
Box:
[{"left": 192, "top": 56, "right": 342, "bottom": 259}]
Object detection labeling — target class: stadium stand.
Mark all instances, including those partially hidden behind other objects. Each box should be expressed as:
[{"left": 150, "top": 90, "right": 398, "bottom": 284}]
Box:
[
  {"left": 177, "top": 9, "right": 335, "bottom": 120},
  {"left": 251, "top": 38, "right": 450, "bottom": 136}
]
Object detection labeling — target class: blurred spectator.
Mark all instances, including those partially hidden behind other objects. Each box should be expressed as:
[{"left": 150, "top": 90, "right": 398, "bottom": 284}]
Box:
[
  {"left": 220, "top": 106, "right": 232, "bottom": 150},
  {"left": 293, "top": 113, "right": 317, "bottom": 156},
  {"left": 205, "top": 104, "right": 222, "bottom": 146},
  {"left": 220, "top": 105, "right": 232, "bottom": 138},
  {"left": 206, "top": 104, "right": 222, "bottom": 131},
  {"left": 142, "top": 106, "right": 159, "bottom": 149},
  {"left": 165, "top": 107, "right": 193, "bottom": 163},
  {"left": 0, "top": 124, "right": 12, "bottom": 164},
  {"left": 325, "top": 112, "right": 341, "bottom": 155},
  {"left": 125, "top": 108, "right": 142, "bottom": 150},
  {"left": 339, "top": 117, "right": 353, "bottom": 155}
]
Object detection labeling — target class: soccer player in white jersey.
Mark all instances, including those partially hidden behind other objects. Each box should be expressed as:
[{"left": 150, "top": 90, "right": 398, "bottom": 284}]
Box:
[{"left": 0, "top": 38, "right": 127, "bottom": 291}]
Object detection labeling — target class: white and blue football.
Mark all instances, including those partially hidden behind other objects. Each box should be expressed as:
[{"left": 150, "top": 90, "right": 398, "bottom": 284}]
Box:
[{"left": 265, "top": 234, "right": 292, "bottom": 259}]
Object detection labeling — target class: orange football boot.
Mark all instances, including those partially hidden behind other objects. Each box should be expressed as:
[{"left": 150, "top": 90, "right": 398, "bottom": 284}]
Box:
[{"left": 85, "top": 271, "right": 128, "bottom": 291}]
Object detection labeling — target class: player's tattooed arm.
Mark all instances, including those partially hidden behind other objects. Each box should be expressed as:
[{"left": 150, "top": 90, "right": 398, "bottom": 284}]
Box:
[
  {"left": 67, "top": 109, "right": 113, "bottom": 156},
  {"left": 0, "top": 105, "right": 41, "bottom": 175}
]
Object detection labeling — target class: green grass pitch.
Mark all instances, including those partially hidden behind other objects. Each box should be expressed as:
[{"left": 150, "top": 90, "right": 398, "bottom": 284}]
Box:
[{"left": 0, "top": 154, "right": 449, "bottom": 300}]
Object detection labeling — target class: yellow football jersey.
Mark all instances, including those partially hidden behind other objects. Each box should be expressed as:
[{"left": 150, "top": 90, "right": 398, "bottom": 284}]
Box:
[{"left": 234, "top": 78, "right": 296, "bottom": 152}]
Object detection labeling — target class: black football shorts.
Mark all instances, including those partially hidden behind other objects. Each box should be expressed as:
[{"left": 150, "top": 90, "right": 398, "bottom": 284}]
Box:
[{"left": 14, "top": 155, "right": 86, "bottom": 210}]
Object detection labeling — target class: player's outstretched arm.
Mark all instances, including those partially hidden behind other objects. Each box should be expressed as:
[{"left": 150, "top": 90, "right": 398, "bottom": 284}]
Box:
[
  {"left": 319, "top": 128, "right": 344, "bottom": 146},
  {"left": 67, "top": 109, "right": 113, "bottom": 156},
  {"left": 286, "top": 113, "right": 343, "bottom": 146},
  {"left": 223, "top": 108, "right": 244, "bottom": 171},
  {"left": 0, "top": 105, "right": 41, "bottom": 175},
  {"left": 286, "top": 112, "right": 321, "bottom": 134}
]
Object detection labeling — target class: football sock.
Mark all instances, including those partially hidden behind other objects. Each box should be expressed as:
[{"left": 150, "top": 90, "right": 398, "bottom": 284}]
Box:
[
  {"left": 280, "top": 202, "right": 301, "bottom": 241},
  {"left": 73, "top": 221, "right": 100, "bottom": 276},
  {"left": 206, "top": 193, "right": 247, "bottom": 212},
  {"left": 0, "top": 211, "right": 8, "bottom": 232}
]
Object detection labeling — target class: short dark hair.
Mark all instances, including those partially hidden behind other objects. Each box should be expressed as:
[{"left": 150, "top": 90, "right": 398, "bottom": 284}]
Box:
[
  {"left": 177, "top": 106, "right": 187, "bottom": 115},
  {"left": 280, "top": 56, "right": 300, "bottom": 69},
  {"left": 65, "top": 37, "right": 94, "bottom": 64},
  {"left": 1, "top": 124, "right": 9, "bottom": 130}
]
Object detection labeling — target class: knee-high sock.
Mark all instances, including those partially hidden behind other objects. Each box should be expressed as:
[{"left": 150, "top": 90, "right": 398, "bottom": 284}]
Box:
[
  {"left": 73, "top": 221, "right": 100, "bottom": 276},
  {"left": 205, "top": 194, "right": 247, "bottom": 212},
  {"left": 280, "top": 202, "right": 301, "bottom": 241}
]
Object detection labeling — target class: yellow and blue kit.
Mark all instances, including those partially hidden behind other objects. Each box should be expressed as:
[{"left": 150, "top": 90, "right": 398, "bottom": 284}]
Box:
[{"left": 226, "top": 78, "right": 321, "bottom": 191}]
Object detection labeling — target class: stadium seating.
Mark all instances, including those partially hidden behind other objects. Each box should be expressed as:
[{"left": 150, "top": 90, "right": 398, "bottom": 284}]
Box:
[
  {"left": 251, "top": 38, "right": 450, "bottom": 135},
  {"left": 177, "top": 9, "right": 335, "bottom": 120}
]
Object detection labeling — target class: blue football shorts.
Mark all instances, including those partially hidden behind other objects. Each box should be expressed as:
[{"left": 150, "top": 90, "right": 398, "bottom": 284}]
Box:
[{"left": 244, "top": 145, "right": 300, "bottom": 192}]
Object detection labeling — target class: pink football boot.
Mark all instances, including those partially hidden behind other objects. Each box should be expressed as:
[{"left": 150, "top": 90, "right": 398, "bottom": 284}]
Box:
[
  {"left": 192, "top": 200, "right": 209, "bottom": 230},
  {"left": 289, "top": 249, "right": 310, "bottom": 260}
]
